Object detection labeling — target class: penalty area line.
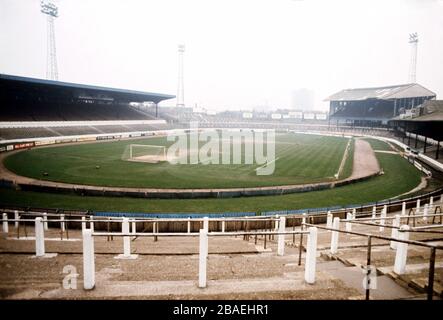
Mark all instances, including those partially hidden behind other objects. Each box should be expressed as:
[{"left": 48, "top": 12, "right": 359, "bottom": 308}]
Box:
[{"left": 254, "top": 157, "right": 279, "bottom": 172}]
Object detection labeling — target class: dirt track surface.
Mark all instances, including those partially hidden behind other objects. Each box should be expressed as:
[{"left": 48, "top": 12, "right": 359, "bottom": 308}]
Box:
[{"left": 349, "top": 139, "right": 380, "bottom": 179}]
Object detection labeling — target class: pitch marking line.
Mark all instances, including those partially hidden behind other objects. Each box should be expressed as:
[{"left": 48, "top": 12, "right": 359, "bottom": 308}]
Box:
[
  {"left": 254, "top": 157, "right": 280, "bottom": 172},
  {"left": 335, "top": 138, "right": 352, "bottom": 179}
]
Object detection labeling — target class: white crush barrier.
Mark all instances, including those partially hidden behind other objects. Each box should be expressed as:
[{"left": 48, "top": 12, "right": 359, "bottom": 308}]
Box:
[
  {"left": 60, "top": 214, "right": 65, "bottom": 232},
  {"left": 416, "top": 199, "right": 421, "bottom": 215},
  {"left": 330, "top": 217, "right": 340, "bottom": 254},
  {"left": 304, "top": 227, "right": 318, "bottom": 284},
  {"left": 372, "top": 206, "right": 376, "bottom": 219},
  {"left": 115, "top": 218, "right": 137, "bottom": 259},
  {"left": 14, "top": 211, "right": 19, "bottom": 228},
  {"left": 326, "top": 212, "right": 333, "bottom": 229},
  {"left": 43, "top": 212, "right": 48, "bottom": 231},
  {"left": 83, "top": 229, "right": 95, "bottom": 290},
  {"left": 2, "top": 213, "right": 8, "bottom": 234},
  {"left": 187, "top": 217, "right": 191, "bottom": 233},
  {"left": 203, "top": 217, "right": 209, "bottom": 232},
  {"left": 390, "top": 215, "right": 400, "bottom": 250},
  {"left": 81, "top": 217, "right": 86, "bottom": 232},
  {"left": 346, "top": 212, "right": 352, "bottom": 232},
  {"left": 221, "top": 220, "right": 225, "bottom": 233},
  {"left": 394, "top": 225, "right": 410, "bottom": 275},
  {"left": 35, "top": 217, "right": 45, "bottom": 257},
  {"left": 401, "top": 202, "right": 406, "bottom": 217},
  {"left": 379, "top": 206, "right": 387, "bottom": 232},
  {"left": 198, "top": 229, "right": 208, "bottom": 288},
  {"left": 423, "top": 204, "right": 429, "bottom": 222},
  {"left": 277, "top": 216, "right": 286, "bottom": 256}
]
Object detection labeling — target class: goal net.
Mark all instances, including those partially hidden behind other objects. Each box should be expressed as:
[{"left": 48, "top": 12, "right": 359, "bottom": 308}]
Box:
[{"left": 122, "top": 144, "right": 167, "bottom": 163}]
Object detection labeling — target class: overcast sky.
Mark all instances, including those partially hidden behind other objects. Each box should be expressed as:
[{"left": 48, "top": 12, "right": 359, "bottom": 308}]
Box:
[{"left": 1, "top": 0, "right": 442, "bottom": 111}]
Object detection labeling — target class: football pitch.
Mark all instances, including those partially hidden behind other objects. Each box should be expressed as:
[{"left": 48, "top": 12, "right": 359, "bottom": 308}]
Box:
[{"left": 4, "top": 132, "right": 353, "bottom": 189}]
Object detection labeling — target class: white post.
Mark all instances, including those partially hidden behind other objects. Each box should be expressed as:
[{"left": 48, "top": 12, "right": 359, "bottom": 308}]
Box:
[
  {"left": 132, "top": 220, "right": 136, "bottom": 235},
  {"left": 277, "top": 216, "right": 286, "bottom": 256},
  {"left": 35, "top": 217, "right": 45, "bottom": 257},
  {"left": 372, "top": 206, "right": 376, "bottom": 220},
  {"left": 304, "top": 227, "right": 318, "bottom": 284},
  {"left": 203, "top": 217, "right": 209, "bottom": 232},
  {"left": 429, "top": 197, "right": 434, "bottom": 211},
  {"left": 326, "top": 212, "right": 333, "bottom": 229},
  {"left": 82, "top": 229, "right": 95, "bottom": 290},
  {"left": 122, "top": 218, "right": 130, "bottom": 257},
  {"left": 394, "top": 225, "right": 410, "bottom": 275},
  {"left": 416, "top": 199, "right": 420, "bottom": 215},
  {"left": 198, "top": 229, "right": 208, "bottom": 288},
  {"left": 43, "top": 212, "right": 48, "bottom": 231},
  {"left": 275, "top": 215, "right": 279, "bottom": 231},
  {"left": 345, "top": 212, "right": 352, "bottom": 232},
  {"left": 302, "top": 213, "right": 306, "bottom": 230},
  {"left": 330, "top": 217, "right": 340, "bottom": 254},
  {"left": 90, "top": 217, "right": 94, "bottom": 232},
  {"left": 221, "top": 220, "right": 225, "bottom": 233},
  {"left": 187, "top": 217, "right": 191, "bottom": 233},
  {"left": 352, "top": 208, "right": 356, "bottom": 218},
  {"left": 81, "top": 217, "right": 86, "bottom": 232},
  {"left": 390, "top": 214, "right": 400, "bottom": 250},
  {"left": 401, "top": 202, "right": 406, "bottom": 217},
  {"left": 14, "top": 210, "right": 19, "bottom": 228},
  {"left": 2, "top": 213, "right": 8, "bottom": 234},
  {"left": 60, "top": 214, "right": 65, "bottom": 232},
  {"left": 379, "top": 206, "right": 386, "bottom": 232},
  {"left": 423, "top": 204, "right": 428, "bottom": 222}
]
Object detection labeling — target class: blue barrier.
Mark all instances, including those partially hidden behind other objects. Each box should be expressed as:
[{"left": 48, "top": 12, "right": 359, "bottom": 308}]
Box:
[
  {"left": 94, "top": 211, "right": 257, "bottom": 219},
  {"left": 92, "top": 193, "right": 434, "bottom": 219}
]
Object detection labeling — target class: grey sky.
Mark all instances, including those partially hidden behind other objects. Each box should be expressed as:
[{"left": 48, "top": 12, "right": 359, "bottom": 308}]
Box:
[{"left": 1, "top": 0, "right": 442, "bottom": 111}]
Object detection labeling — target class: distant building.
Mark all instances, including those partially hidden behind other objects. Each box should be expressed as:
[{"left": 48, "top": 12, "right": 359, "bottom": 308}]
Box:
[{"left": 325, "top": 83, "right": 436, "bottom": 126}]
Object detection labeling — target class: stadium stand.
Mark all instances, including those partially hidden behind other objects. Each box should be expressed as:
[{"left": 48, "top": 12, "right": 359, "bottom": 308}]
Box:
[
  {"left": 0, "top": 102, "right": 158, "bottom": 122},
  {"left": 326, "top": 83, "right": 436, "bottom": 125}
]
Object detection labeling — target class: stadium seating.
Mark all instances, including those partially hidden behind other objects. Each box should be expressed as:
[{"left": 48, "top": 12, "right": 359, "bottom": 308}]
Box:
[
  {"left": 0, "top": 122, "right": 176, "bottom": 140},
  {"left": 0, "top": 103, "right": 157, "bottom": 122}
]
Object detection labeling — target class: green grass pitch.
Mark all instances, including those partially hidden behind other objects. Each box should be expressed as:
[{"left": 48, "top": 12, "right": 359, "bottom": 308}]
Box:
[
  {"left": 0, "top": 150, "right": 423, "bottom": 213},
  {"left": 4, "top": 133, "right": 352, "bottom": 189}
]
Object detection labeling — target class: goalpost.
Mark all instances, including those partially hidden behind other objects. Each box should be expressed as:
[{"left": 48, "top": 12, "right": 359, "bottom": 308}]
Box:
[{"left": 127, "top": 144, "right": 167, "bottom": 163}]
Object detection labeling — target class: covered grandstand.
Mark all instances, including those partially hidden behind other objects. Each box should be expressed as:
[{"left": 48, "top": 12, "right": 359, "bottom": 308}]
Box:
[
  {"left": 0, "top": 74, "right": 174, "bottom": 121},
  {"left": 0, "top": 74, "right": 175, "bottom": 141},
  {"left": 390, "top": 100, "right": 443, "bottom": 162},
  {"left": 326, "top": 83, "right": 436, "bottom": 126}
]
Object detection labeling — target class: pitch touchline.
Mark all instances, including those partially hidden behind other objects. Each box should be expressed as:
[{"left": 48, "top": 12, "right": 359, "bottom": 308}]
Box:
[{"left": 335, "top": 138, "right": 352, "bottom": 179}]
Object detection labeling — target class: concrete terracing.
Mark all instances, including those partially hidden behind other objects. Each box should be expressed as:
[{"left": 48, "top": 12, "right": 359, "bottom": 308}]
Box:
[{"left": 1, "top": 207, "right": 442, "bottom": 299}]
